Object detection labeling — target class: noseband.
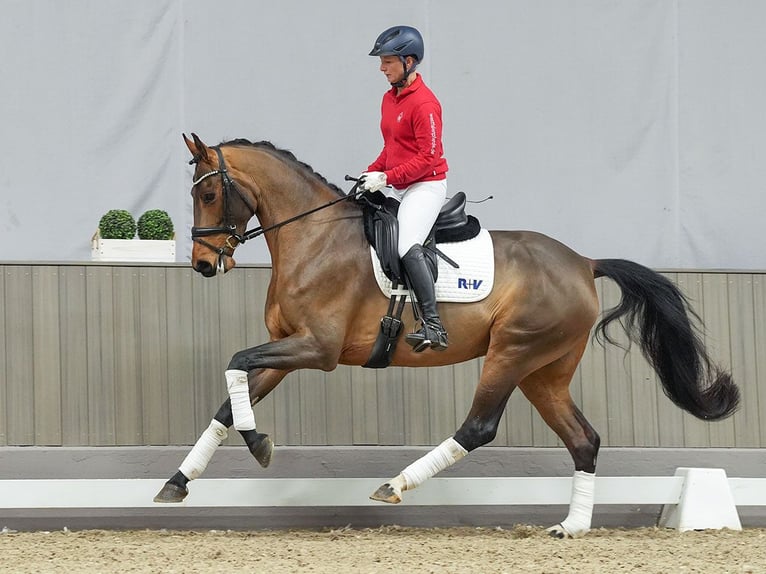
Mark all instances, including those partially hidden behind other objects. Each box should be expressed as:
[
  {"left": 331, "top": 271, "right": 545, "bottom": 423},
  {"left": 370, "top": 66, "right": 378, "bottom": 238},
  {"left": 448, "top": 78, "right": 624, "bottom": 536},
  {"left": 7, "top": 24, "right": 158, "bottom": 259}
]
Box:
[{"left": 190, "top": 146, "right": 257, "bottom": 271}]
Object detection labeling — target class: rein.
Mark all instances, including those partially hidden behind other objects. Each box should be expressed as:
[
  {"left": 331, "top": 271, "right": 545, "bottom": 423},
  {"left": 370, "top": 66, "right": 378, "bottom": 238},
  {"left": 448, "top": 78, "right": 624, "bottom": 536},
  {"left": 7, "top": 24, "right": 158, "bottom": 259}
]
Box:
[
  {"left": 191, "top": 149, "right": 363, "bottom": 267},
  {"left": 237, "top": 180, "right": 365, "bottom": 243}
]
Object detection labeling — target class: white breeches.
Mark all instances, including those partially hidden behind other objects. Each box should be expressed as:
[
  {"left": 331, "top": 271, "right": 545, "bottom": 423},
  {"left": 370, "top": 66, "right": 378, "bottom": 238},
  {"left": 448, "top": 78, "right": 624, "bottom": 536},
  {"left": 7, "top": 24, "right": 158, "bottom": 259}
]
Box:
[{"left": 386, "top": 180, "right": 447, "bottom": 257}]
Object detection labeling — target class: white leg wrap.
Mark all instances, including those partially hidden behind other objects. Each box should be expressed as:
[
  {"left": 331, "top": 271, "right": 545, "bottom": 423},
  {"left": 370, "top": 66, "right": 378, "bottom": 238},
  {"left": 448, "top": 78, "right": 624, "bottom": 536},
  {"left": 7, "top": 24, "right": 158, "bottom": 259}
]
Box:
[
  {"left": 226, "top": 369, "right": 256, "bottom": 431},
  {"left": 558, "top": 470, "right": 596, "bottom": 538},
  {"left": 400, "top": 437, "right": 468, "bottom": 490},
  {"left": 178, "top": 419, "right": 228, "bottom": 480}
]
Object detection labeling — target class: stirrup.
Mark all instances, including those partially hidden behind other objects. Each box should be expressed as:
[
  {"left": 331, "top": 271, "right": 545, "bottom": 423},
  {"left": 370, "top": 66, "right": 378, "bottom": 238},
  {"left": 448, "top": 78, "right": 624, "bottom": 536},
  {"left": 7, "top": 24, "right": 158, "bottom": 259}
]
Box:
[{"left": 405, "top": 323, "right": 449, "bottom": 353}]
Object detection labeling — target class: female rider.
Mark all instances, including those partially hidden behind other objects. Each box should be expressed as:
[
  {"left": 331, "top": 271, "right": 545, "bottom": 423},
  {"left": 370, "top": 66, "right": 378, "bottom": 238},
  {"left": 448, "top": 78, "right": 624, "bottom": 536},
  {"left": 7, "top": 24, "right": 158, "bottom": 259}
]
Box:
[{"left": 360, "top": 25, "right": 449, "bottom": 352}]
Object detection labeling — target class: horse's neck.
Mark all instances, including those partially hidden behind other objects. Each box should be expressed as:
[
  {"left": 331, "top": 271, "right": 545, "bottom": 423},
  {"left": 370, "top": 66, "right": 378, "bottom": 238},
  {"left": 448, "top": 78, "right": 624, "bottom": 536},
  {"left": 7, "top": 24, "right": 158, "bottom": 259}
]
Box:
[
  {"left": 234, "top": 149, "right": 365, "bottom": 275},
  {"left": 255, "top": 172, "right": 359, "bottom": 261}
]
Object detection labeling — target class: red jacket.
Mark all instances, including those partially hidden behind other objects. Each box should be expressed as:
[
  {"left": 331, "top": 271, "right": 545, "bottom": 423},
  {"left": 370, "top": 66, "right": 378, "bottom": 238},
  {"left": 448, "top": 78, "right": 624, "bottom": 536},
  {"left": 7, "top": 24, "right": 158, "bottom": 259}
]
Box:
[{"left": 367, "top": 75, "right": 448, "bottom": 189}]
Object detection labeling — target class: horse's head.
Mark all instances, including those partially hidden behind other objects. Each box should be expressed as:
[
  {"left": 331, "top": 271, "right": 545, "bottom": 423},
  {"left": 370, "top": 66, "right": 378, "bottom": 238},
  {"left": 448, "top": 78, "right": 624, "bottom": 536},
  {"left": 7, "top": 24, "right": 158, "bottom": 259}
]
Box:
[{"left": 185, "top": 133, "right": 258, "bottom": 277}]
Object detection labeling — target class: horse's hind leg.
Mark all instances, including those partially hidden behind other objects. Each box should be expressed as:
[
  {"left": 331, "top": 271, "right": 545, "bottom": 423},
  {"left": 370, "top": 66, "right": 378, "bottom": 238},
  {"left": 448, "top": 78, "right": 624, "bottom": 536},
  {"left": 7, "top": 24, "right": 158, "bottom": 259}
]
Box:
[
  {"left": 517, "top": 340, "right": 600, "bottom": 539},
  {"left": 370, "top": 349, "right": 518, "bottom": 504},
  {"left": 153, "top": 368, "right": 285, "bottom": 503}
]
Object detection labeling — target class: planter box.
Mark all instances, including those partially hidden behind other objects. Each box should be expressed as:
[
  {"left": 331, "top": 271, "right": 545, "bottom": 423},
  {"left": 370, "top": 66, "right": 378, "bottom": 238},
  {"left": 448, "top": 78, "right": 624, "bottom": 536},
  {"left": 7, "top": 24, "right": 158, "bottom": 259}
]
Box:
[{"left": 91, "top": 231, "right": 176, "bottom": 262}]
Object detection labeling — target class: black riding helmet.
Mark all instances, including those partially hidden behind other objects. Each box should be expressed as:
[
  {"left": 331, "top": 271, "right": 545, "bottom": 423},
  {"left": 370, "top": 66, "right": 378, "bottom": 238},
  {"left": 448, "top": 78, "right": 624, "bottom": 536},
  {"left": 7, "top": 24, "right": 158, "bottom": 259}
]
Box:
[{"left": 369, "top": 25, "right": 424, "bottom": 88}]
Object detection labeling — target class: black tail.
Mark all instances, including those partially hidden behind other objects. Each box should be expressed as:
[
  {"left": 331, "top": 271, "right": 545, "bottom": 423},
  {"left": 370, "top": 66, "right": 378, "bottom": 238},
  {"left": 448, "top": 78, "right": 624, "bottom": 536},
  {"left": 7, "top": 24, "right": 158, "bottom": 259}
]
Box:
[{"left": 593, "top": 259, "right": 739, "bottom": 421}]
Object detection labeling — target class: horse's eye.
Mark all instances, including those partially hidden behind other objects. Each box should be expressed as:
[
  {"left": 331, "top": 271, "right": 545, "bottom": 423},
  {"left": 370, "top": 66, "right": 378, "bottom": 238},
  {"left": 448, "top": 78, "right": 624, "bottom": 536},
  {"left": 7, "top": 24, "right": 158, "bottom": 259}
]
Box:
[{"left": 201, "top": 192, "right": 216, "bottom": 204}]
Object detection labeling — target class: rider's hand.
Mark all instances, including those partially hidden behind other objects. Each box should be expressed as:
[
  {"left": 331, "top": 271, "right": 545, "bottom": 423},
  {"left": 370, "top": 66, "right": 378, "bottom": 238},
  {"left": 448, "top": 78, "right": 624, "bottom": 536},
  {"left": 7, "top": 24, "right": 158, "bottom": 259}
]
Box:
[{"left": 359, "top": 171, "right": 387, "bottom": 192}]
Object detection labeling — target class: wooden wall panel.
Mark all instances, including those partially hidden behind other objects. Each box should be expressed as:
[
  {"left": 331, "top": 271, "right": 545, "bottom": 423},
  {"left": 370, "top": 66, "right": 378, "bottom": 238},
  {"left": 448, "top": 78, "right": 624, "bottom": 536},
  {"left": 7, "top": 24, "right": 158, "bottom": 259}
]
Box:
[
  {"left": 165, "top": 267, "right": 196, "bottom": 444},
  {"left": 755, "top": 275, "right": 766, "bottom": 447},
  {"left": 31, "top": 266, "right": 62, "bottom": 445},
  {"left": 428, "top": 365, "right": 457, "bottom": 443},
  {"left": 402, "top": 366, "right": 430, "bottom": 445},
  {"left": 375, "top": 367, "right": 405, "bottom": 446},
  {"left": 5, "top": 266, "right": 35, "bottom": 445},
  {"left": 324, "top": 365, "right": 354, "bottom": 445},
  {"left": 85, "top": 267, "right": 116, "bottom": 445},
  {"left": 112, "top": 267, "right": 142, "bottom": 445},
  {"left": 729, "top": 274, "right": 761, "bottom": 447},
  {"left": 59, "top": 266, "right": 89, "bottom": 445},
  {"left": 0, "top": 267, "right": 7, "bottom": 444},
  {"left": 351, "top": 368, "right": 379, "bottom": 445},
  {"left": 138, "top": 268, "right": 170, "bottom": 445}
]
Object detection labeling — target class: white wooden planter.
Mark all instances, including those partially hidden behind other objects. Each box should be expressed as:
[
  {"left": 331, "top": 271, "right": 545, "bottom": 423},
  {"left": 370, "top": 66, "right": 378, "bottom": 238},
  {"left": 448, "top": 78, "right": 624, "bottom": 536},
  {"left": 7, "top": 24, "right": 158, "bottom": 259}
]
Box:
[{"left": 91, "top": 231, "right": 176, "bottom": 262}]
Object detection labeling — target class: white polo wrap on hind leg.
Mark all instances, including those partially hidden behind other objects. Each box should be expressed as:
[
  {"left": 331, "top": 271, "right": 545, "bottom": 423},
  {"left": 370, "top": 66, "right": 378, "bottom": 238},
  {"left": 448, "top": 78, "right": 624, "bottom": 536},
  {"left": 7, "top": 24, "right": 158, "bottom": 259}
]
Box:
[
  {"left": 226, "top": 369, "right": 256, "bottom": 431},
  {"left": 395, "top": 437, "right": 468, "bottom": 491},
  {"left": 559, "top": 470, "right": 596, "bottom": 537},
  {"left": 178, "top": 419, "right": 228, "bottom": 480}
]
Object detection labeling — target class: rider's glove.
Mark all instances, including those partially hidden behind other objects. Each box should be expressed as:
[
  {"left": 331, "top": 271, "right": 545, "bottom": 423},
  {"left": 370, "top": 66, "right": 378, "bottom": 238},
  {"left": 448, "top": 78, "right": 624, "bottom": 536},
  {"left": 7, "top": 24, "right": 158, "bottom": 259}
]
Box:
[{"left": 359, "top": 171, "right": 387, "bottom": 192}]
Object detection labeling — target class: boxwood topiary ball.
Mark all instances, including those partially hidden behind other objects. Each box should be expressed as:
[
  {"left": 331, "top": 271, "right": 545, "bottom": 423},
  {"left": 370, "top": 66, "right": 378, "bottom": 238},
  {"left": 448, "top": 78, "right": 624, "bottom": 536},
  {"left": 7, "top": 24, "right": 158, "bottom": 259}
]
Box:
[
  {"left": 137, "top": 209, "right": 174, "bottom": 240},
  {"left": 99, "top": 209, "right": 137, "bottom": 240}
]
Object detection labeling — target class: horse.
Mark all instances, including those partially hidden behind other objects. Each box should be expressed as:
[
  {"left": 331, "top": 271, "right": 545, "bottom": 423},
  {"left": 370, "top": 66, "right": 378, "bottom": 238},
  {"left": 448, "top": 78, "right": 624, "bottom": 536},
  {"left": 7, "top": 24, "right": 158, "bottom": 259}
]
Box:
[{"left": 153, "top": 133, "right": 740, "bottom": 538}]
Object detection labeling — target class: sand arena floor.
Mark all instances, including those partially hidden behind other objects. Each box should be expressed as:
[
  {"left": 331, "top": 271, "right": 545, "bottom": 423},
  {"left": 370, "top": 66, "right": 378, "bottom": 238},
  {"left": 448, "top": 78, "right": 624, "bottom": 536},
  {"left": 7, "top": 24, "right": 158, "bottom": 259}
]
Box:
[{"left": 1, "top": 525, "right": 764, "bottom": 573}]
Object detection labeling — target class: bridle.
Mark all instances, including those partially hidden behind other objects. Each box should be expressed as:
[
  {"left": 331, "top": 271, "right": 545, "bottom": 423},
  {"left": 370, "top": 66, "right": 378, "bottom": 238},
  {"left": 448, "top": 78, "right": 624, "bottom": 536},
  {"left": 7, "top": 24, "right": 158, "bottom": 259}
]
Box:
[
  {"left": 190, "top": 146, "right": 258, "bottom": 272},
  {"left": 190, "top": 146, "right": 364, "bottom": 272}
]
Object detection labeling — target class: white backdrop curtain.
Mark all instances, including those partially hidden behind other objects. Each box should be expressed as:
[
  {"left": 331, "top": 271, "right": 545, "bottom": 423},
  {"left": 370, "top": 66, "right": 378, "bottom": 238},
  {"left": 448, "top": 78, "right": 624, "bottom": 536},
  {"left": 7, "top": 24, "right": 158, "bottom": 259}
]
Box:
[{"left": 1, "top": 0, "right": 764, "bottom": 269}]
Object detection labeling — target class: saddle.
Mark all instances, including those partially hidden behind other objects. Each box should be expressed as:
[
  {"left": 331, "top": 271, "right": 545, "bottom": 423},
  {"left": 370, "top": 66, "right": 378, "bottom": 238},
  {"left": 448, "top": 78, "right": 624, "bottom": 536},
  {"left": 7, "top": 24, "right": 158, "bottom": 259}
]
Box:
[
  {"left": 358, "top": 190, "right": 482, "bottom": 368},
  {"left": 359, "top": 190, "right": 481, "bottom": 284}
]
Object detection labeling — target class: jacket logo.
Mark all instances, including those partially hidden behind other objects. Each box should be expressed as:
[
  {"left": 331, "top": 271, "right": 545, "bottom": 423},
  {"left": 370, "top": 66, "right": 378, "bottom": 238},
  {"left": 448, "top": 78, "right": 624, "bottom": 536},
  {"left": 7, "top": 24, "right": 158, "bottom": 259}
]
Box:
[
  {"left": 458, "top": 278, "right": 483, "bottom": 290},
  {"left": 397, "top": 112, "right": 404, "bottom": 123}
]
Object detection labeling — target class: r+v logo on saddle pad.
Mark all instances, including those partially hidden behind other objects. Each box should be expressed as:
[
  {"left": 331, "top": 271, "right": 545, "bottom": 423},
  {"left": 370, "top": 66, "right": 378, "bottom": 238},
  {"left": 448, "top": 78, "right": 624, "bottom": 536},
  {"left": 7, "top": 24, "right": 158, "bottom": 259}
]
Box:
[{"left": 458, "top": 278, "right": 483, "bottom": 290}]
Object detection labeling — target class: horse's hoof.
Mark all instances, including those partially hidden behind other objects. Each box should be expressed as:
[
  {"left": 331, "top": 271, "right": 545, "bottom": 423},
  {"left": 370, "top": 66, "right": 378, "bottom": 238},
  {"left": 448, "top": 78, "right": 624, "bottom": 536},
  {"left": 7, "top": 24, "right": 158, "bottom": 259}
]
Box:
[
  {"left": 546, "top": 524, "right": 569, "bottom": 539},
  {"left": 153, "top": 482, "right": 188, "bottom": 503},
  {"left": 546, "top": 523, "right": 588, "bottom": 539},
  {"left": 249, "top": 433, "right": 274, "bottom": 468},
  {"left": 370, "top": 482, "right": 402, "bottom": 504}
]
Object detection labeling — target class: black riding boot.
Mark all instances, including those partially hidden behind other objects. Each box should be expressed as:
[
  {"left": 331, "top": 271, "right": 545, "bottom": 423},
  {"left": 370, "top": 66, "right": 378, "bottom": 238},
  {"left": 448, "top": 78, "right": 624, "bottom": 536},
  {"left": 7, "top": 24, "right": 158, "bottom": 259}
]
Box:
[{"left": 402, "top": 244, "right": 449, "bottom": 352}]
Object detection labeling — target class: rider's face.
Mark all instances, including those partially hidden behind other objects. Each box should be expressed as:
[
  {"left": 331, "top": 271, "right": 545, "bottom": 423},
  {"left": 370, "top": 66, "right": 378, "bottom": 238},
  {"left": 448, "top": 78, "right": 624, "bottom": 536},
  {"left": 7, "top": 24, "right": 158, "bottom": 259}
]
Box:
[{"left": 379, "top": 55, "right": 414, "bottom": 85}]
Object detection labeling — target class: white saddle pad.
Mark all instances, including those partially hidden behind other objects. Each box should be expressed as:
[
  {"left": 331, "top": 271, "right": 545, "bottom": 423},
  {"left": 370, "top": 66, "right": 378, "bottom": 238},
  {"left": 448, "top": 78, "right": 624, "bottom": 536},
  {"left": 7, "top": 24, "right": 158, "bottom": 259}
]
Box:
[{"left": 371, "top": 228, "right": 494, "bottom": 303}]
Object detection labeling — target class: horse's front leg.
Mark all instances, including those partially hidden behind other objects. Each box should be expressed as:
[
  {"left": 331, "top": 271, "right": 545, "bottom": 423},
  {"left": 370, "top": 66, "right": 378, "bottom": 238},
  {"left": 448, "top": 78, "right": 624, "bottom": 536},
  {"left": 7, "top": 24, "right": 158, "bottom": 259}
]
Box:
[
  {"left": 153, "top": 368, "right": 287, "bottom": 503},
  {"left": 154, "top": 334, "right": 334, "bottom": 503}
]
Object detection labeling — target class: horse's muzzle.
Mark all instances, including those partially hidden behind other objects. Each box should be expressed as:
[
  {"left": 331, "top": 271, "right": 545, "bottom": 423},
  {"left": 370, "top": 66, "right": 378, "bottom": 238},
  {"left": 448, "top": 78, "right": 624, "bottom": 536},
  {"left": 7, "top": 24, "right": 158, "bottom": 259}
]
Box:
[
  {"left": 193, "top": 259, "right": 218, "bottom": 277},
  {"left": 193, "top": 255, "right": 233, "bottom": 277}
]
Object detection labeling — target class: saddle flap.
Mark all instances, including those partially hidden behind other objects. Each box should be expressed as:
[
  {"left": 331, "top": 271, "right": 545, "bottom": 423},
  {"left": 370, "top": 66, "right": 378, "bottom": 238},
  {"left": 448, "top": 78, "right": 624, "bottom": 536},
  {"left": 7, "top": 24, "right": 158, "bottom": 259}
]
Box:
[{"left": 372, "top": 209, "right": 403, "bottom": 282}]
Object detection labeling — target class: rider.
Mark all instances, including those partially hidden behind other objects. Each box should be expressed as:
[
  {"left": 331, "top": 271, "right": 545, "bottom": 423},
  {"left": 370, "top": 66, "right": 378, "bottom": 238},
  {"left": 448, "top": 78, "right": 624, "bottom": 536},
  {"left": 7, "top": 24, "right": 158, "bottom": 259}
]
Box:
[{"left": 360, "top": 25, "right": 449, "bottom": 352}]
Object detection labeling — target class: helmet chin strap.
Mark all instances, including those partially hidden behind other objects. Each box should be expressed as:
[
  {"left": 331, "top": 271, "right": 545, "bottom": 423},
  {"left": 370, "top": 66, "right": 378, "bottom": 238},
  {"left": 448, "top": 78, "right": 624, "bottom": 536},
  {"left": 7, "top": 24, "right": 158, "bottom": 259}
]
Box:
[{"left": 391, "top": 56, "right": 417, "bottom": 88}]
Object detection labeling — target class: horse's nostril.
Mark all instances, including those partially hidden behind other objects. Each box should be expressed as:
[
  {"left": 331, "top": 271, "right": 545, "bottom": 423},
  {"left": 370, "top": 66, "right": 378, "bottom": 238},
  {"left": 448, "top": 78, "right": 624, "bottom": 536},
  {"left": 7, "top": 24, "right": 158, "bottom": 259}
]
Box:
[{"left": 194, "top": 260, "right": 215, "bottom": 277}]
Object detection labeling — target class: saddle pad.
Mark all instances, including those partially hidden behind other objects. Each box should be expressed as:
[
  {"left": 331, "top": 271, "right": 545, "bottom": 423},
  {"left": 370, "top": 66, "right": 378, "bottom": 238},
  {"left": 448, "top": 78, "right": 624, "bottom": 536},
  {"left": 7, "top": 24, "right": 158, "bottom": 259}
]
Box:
[{"left": 371, "top": 228, "right": 494, "bottom": 303}]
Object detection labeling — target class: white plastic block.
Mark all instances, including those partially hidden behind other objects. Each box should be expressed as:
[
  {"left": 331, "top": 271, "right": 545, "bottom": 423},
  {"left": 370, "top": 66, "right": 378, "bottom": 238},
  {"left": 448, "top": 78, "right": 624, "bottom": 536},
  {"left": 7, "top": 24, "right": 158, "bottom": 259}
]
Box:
[{"left": 658, "top": 467, "right": 742, "bottom": 531}]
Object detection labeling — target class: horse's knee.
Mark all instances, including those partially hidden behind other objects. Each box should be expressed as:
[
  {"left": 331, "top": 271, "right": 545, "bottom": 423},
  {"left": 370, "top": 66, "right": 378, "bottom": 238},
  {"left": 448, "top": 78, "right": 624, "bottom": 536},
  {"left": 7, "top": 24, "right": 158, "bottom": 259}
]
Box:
[{"left": 454, "top": 417, "right": 500, "bottom": 451}]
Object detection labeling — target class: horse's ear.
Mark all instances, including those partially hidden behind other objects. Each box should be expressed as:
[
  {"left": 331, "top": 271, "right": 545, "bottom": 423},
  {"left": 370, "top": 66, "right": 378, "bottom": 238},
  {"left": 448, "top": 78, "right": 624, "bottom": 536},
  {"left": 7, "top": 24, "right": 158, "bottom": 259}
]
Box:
[{"left": 183, "top": 132, "right": 211, "bottom": 164}]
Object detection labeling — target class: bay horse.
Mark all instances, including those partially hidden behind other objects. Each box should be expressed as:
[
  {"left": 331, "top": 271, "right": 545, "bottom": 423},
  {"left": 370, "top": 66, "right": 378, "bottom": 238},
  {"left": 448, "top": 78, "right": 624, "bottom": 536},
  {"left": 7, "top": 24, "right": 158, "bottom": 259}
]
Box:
[{"left": 154, "top": 133, "right": 739, "bottom": 538}]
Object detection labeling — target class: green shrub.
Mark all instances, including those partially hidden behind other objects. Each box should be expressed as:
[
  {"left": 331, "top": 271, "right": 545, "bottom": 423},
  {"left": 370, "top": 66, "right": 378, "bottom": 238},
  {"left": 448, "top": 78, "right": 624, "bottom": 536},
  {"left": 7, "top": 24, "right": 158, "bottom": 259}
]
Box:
[
  {"left": 137, "top": 209, "right": 174, "bottom": 240},
  {"left": 98, "top": 209, "right": 136, "bottom": 239}
]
